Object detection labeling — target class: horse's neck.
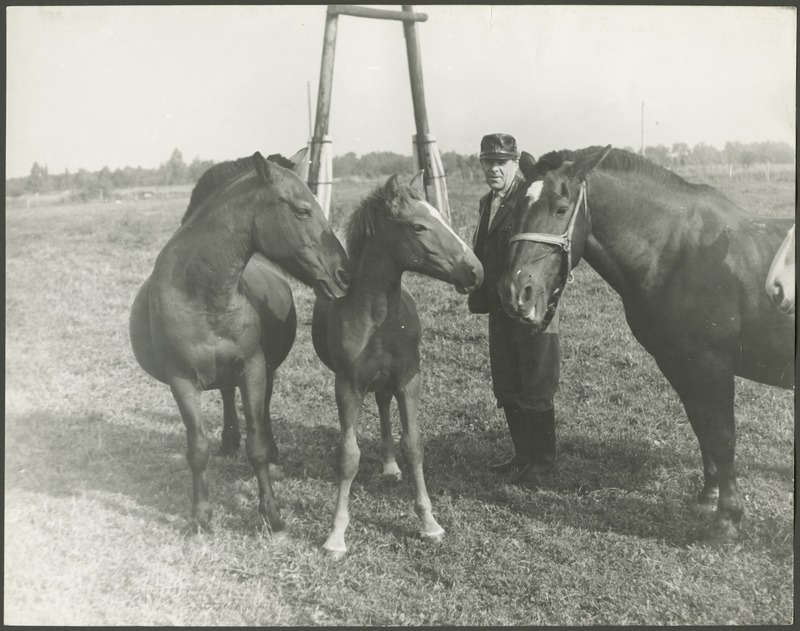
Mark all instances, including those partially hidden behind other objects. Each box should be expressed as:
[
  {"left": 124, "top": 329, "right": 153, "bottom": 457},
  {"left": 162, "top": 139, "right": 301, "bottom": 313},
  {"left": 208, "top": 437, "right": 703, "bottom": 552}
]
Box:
[
  {"left": 346, "top": 239, "right": 403, "bottom": 320},
  {"left": 582, "top": 175, "right": 695, "bottom": 297},
  {"left": 170, "top": 203, "right": 255, "bottom": 307}
]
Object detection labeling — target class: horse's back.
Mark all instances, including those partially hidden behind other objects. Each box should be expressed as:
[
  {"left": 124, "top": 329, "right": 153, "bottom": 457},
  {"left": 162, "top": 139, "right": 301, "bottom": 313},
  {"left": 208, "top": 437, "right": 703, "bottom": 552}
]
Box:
[{"left": 241, "top": 254, "right": 297, "bottom": 370}]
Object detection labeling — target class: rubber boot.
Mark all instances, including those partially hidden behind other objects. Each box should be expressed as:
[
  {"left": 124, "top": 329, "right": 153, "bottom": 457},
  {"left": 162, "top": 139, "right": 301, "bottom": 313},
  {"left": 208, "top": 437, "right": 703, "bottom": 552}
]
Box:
[
  {"left": 488, "top": 405, "right": 529, "bottom": 473},
  {"left": 513, "top": 408, "right": 556, "bottom": 487}
]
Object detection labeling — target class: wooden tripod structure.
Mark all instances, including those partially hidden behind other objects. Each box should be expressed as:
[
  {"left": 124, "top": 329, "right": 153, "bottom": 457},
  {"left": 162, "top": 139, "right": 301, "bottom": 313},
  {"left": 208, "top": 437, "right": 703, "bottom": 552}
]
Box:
[{"left": 307, "top": 4, "right": 451, "bottom": 221}]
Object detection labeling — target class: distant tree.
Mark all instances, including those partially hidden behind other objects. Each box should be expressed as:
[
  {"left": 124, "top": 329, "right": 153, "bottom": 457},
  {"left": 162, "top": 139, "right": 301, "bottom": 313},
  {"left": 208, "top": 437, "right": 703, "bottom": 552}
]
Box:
[
  {"left": 188, "top": 157, "right": 215, "bottom": 183},
  {"left": 25, "top": 162, "right": 50, "bottom": 194},
  {"left": 97, "top": 167, "right": 114, "bottom": 200},
  {"left": 644, "top": 144, "right": 670, "bottom": 166},
  {"left": 671, "top": 142, "right": 691, "bottom": 166},
  {"left": 333, "top": 152, "right": 359, "bottom": 178},
  {"left": 6, "top": 177, "right": 26, "bottom": 197},
  {"left": 724, "top": 141, "right": 744, "bottom": 165},
  {"left": 162, "top": 148, "right": 188, "bottom": 186},
  {"left": 691, "top": 142, "right": 723, "bottom": 165}
]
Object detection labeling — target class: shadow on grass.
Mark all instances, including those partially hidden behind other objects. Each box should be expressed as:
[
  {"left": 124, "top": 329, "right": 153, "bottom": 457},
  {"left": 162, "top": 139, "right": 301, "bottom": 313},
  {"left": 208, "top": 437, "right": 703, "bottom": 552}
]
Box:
[{"left": 6, "top": 409, "right": 792, "bottom": 554}]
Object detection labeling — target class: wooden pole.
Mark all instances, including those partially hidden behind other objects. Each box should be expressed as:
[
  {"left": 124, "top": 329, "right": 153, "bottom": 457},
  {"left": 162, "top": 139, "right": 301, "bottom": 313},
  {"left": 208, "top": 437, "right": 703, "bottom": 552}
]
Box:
[
  {"left": 328, "top": 5, "right": 427, "bottom": 21},
  {"left": 308, "top": 8, "right": 338, "bottom": 195},
  {"left": 307, "top": 80, "right": 313, "bottom": 139},
  {"left": 402, "top": 5, "right": 431, "bottom": 196}
]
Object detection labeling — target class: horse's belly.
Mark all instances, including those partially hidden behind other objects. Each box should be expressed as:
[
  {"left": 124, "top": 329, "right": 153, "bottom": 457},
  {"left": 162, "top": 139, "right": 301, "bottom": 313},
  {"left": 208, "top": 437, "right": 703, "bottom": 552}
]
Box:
[
  {"left": 737, "top": 319, "right": 795, "bottom": 389},
  {"left": 129, "top": 277, "right": 169, "bottom": 383}
]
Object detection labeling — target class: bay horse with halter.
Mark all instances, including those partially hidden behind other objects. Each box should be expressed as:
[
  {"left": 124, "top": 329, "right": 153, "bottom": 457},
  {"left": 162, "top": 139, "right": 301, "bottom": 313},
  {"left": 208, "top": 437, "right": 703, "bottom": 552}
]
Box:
[
  {"left": 500, "top": 146, "right": 793, "bottom": 542},
  {"left": 129, "top": 151, "right": 350, "bottom": 535},
  {"left": 311, "top": 173, "right": 483, "bottom": 557},
  {"left": 765, "top": 223, "right": 795, "bottom": 315}
]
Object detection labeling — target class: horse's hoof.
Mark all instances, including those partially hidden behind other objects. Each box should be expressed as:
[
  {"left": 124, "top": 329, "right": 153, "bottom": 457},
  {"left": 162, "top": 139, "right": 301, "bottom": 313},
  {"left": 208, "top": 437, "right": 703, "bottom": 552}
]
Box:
[
  {"left": 697, "top": 485, "right": 719, "bottom": 505},
  {"left": 219, "top": 435, "right": 241, "bottom": 457},
  {"left": 702, "top": 517, "right": 739, "bottom": 544},
  {"left": 420, "top": 527, "right": 445, "bottom": 543},
  {"left": 382, "top": 471, "right": 403, "bottom": 483},
  {"left": 268, "top": 463, "right": 285, "bottom": 481},
  {"left": 322, "top": 544, "right": 347, "bottom": 559}
]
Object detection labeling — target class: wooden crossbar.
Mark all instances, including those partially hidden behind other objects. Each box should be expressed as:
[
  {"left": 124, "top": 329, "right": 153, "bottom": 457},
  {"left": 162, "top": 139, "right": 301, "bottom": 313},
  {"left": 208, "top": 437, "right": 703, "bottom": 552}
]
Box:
[{"left": 328, "top": 5, "right": 428, "bottom": 22}]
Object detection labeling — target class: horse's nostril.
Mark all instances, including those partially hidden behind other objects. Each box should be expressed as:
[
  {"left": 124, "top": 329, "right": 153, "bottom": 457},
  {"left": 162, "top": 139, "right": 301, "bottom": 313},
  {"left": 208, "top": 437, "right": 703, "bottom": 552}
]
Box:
[
  {"left": 336, "top": 268, "right": 350, "bottom": 289},
  {"left": 521, "top": 285, "right": 534, "bottom": 306}
]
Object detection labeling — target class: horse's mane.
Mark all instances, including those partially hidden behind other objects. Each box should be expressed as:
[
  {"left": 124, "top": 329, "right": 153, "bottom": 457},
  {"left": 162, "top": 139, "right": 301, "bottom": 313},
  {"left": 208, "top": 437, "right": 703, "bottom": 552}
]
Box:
[
  {"left": 180, "top": 153, "right": 296, "bottom": 225},
  {"left": 345, "top": 181, "right": 422, "bottom": 260},
  {"left": 538, "top": 146, "right": 713, "bottom": 194}
]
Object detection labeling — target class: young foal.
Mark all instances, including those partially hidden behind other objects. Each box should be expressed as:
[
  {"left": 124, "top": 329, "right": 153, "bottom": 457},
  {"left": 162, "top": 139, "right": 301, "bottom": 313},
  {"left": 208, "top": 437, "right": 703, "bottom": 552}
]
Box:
[
  {"left": 129, "top": 151, "right": 349, "bottom": 535},
  {"left": 311, "top": 174, "right": 483, "bottom": 557},
  {"left": 765, "top": 223, "right": 795, "bottom": 314}
]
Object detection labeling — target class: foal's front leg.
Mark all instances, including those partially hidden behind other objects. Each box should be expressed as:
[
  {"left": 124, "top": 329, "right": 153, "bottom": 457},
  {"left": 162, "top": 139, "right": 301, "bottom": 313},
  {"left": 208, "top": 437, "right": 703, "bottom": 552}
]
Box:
[
  {"left": 219, "top": 386, "right": 240, "bottom": 456},
  {"left": 323, "top": 374, "right": 365, "bottom": 557},
  {"left": 239, "top": 353, "right": 285, "bottom": 535},
  {"left": 396, "top": 372, "right": 444, "bottom": 542},
  {"left": 170, "top": 378, "right": 212, "bottom": 531},
  {"left": 376, "top": 390, "right": 401, "bottom": 481}
]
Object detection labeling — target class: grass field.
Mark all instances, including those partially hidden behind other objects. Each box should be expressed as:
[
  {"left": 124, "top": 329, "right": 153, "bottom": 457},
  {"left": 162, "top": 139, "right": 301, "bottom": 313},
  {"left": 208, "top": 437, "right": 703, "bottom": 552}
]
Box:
[{"left": 5, "top": 165, "right": 795, "bottom": 625}]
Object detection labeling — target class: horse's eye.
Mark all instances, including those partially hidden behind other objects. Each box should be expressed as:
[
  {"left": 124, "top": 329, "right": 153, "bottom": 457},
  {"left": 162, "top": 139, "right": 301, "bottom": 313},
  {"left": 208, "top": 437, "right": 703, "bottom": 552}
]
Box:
[
  {"left": 556, "top": 206, "right": 569, "bottom": 215},
  {"left": 412, "top": 224, "right": 426, "bottom": 233},
  {"left": 294, "top": 206, "right": 312, "bottom": 218}
]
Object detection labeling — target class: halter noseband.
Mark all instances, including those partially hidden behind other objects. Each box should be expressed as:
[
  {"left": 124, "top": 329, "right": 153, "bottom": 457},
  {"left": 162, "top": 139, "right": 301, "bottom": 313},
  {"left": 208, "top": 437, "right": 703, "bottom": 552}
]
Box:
[{"left": 508, "top": 180, "right": 588, "bottom": 329}]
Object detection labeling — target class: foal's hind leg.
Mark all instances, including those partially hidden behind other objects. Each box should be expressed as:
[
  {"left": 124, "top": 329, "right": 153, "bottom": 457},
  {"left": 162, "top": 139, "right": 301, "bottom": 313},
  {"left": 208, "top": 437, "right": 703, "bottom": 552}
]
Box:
[
  {"left": 170, "top": 378, "right": 213, "bottom": 532},
  {"left": 396, "top": 373, "right": 444, "bottom": 542},
  {"left": 263, "top": 370, "right": 284, "bottom": 481},
  {"left": 239, "top": 354, "right": 285, "bottom": 535},
  {"left": 376, "top": 391, "right": 401, "bottom": 481},
  {"left": 219, "top": 386, "right": 241, "bottom": 456}
]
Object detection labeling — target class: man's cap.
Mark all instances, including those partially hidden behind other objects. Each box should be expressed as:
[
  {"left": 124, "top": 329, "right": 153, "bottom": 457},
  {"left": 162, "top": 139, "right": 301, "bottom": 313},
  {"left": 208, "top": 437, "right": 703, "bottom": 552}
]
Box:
[{"left": 479, "top": 133, "right": 519, "bottom": 160}]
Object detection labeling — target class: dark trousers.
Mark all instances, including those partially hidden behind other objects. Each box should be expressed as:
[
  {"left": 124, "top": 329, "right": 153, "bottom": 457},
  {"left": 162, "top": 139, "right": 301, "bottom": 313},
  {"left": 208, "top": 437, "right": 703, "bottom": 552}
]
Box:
[{"left": 488, "top": 310, "right": 560, "bottom": 413}]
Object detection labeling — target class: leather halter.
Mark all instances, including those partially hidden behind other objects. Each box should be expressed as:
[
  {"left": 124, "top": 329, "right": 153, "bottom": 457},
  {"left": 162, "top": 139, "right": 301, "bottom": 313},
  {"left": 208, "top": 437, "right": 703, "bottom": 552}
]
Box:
[{"left": 508, "top": 180, "right": 588, "bottom": 330}]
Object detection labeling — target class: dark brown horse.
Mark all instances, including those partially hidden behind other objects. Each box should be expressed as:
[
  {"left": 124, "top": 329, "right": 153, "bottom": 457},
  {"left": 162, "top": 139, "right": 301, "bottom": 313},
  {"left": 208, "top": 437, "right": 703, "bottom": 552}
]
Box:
[
  {"left": 129, "top": 151, "right": 350, "bottom": 535},
  {"left": 311, "top": 173, "right": 483, "bottom": 557},
  {"left": 500, "top": 146, "right": 793, "bottom": 542}
]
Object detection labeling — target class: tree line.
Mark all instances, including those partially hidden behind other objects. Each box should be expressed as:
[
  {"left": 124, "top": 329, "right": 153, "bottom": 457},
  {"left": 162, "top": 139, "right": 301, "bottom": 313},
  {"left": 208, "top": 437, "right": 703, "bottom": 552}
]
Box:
[{"left": 6, "top": 140, "right": 793, "bottom": 200}]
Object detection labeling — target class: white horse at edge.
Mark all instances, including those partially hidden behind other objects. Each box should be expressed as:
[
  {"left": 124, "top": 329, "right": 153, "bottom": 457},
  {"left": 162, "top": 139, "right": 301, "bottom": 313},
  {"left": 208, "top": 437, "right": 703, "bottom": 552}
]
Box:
[{"left": 765, "top": 223, "right": 795, "bottom": 315}]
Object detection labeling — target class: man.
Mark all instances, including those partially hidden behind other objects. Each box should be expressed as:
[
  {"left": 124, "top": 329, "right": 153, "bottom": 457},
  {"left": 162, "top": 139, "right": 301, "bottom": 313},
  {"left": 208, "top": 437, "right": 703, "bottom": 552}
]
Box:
[{"left": 468, "top": 133, "right": 560, "bottom": 487}]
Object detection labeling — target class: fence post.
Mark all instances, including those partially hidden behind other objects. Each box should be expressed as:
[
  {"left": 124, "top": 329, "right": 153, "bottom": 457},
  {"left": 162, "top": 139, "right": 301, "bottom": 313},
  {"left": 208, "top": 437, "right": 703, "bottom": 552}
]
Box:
[{"left": 308, "top": 8, "right": 338, "bottom": 204}]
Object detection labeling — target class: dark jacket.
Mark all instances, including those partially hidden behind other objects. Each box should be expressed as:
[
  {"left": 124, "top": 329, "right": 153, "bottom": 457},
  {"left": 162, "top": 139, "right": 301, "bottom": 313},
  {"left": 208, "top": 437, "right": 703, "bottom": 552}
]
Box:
[{"left": 468, "top": 171, "right": 528, "bottom": 314}]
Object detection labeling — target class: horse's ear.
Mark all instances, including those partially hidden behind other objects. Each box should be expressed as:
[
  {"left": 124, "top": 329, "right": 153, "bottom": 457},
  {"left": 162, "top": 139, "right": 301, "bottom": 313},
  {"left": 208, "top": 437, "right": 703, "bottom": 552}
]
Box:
[
  {"left": 409, "top": 169, "right": 425, "bottom": 192},
  {"left": 253, "top": 151, "right": 278, "bottom": 182},
  {"left": 571, "top": 145, "right": 612, "bottom": 181},
  {"left": 519, "top": 151, "right": 540, "bottom": 183},
  {"left": 287, "top": 146, "right": 310, "bottom": 174},
  {"left": 383, "top": 173, "right": 401, "bottom": 199}
]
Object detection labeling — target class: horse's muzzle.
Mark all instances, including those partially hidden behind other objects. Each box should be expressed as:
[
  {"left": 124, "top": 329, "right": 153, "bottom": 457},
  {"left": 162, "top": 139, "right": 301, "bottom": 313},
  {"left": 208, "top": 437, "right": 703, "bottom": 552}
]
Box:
[{"left": 315, "top": 267, "right": 349, "bottom": 300}]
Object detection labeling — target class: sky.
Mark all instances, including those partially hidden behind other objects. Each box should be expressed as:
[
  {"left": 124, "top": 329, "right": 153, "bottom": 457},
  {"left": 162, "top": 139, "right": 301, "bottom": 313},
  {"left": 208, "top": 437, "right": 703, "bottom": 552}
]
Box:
[{"left": 5, "top": 4, "right": 797, "bottom": 178}]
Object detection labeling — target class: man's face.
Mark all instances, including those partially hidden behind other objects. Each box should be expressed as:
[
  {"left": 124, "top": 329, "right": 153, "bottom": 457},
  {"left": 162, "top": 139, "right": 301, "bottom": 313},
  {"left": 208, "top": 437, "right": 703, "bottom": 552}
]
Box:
[{"left": 481, "top": 157, "right": 518, "bottom": 192}]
